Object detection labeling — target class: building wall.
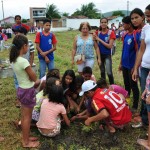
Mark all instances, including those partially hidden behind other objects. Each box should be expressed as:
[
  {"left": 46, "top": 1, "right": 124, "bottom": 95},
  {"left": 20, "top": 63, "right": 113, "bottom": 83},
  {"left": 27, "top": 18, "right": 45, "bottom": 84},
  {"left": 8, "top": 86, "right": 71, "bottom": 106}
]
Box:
[
  {"left": 108, "top": 16, "right": 123, "bottom": 28},
  {"left": 66, "top": 19, "right": 100, "bottom": 29}
]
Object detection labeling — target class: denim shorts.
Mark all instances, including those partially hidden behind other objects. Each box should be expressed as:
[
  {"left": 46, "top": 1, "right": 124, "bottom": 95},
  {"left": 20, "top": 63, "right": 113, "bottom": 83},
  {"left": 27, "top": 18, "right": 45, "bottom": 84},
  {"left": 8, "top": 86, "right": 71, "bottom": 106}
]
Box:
[
  {"left": 146, "top": 104, "right": 150, "bottom": 112},
  {"left": 17, "top": 86, "right": 36, "bottom": 108}
]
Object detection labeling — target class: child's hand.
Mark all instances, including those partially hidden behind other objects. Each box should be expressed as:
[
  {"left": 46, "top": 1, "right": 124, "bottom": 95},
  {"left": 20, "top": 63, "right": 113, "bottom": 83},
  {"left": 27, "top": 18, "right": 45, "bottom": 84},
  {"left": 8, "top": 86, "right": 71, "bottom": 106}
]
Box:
[
  {"left": 146, "top": 95, "right": 150, "bottom": 104},
  {"left": 85, "top": 118, "right": 91, "bottom": 126},
  {"left": 45, "top": 56, "right": 50, "bottom": 63},
  {"left": 34, "top": 79, "right": 41, "bottom": 88},
  {"left": 70, "top": 116, "right": 77, "bottom": 122}
]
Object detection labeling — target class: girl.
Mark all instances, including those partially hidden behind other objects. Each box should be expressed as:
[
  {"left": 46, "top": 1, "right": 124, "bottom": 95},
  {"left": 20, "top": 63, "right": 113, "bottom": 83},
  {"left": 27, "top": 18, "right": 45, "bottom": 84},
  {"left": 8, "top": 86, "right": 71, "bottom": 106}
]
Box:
[
  {"left": 9, "top": 35, "right": 39, "bottom": 148},
  {"left": 72, "top": 22, "right": 101, "bottom": 75},
  {"left": 36, "top": 85, "right": 70, "bottom": 137},
  {"left": 62, "top": 70, "right": 79, "bottom": 113},
  {"left": 93, "top": 18, "right": 116, "bottom": 84},
  {"left": 32, "top": 77, "right": 60, "bottom": 122},
  {"left": 130, "top": 8, "right": 147, "bottom": 128},
  {"left": 12, "top": 15, "right": 30, "bottom": 34}
]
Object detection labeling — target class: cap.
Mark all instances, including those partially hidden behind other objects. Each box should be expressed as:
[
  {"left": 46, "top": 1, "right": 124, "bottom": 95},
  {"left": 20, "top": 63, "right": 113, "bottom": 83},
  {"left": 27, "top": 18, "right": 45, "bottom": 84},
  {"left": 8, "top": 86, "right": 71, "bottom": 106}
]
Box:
[{"left": 79, "top": 80, "right": 97, "bottom": 96}]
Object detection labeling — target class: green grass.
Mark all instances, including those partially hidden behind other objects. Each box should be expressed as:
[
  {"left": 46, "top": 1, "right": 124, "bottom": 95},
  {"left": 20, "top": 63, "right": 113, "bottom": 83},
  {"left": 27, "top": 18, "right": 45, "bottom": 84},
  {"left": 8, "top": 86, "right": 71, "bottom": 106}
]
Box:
[{"left": 0, "top": 31, "right": 145, "bottom": 150}]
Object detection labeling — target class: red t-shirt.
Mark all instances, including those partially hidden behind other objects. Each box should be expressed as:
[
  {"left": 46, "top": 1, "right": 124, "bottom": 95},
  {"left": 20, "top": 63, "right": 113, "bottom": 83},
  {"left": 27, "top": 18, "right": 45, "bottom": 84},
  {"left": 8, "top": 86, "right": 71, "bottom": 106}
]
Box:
[{"left": 92, "top": 88, "right": 132, "bottom": 125}]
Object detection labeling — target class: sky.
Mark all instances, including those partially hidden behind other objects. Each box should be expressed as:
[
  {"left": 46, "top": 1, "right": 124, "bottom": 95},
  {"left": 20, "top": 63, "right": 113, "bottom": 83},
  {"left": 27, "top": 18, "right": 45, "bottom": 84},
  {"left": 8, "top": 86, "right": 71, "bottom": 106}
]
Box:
[{"left": 0, "top": 0, "right": 149, "bottom": 19}]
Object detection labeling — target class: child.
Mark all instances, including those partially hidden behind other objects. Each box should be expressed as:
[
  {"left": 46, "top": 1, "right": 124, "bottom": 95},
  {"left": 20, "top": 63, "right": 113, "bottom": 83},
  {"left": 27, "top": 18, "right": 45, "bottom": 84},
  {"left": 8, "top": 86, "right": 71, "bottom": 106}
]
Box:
[
  {"left": 82, "top": 66, "right": 96, "bottom": 82},
  {"left": 9, "top": 34, "right": 39, "bottom": 148},
  {"left": 97, "top": 78, "right": 130, "bottom": 105},
  {"left": 35, "top": 18, "right": 57, "bottom": 79},
  {"left": 62, "top": 70, "right": 79, "bottom": 113},
  {"left": 0, "top": 30, "right": 5, "bottom": 51},
  {"left": 32, "top": 77, "right": 60, "bottom": 122},
  {"left": 137, "top": 72, "right": 150, "bottom": 149},
  {"left": 118, "top": 16, "right": 139, "bottom": 111},
  {"left": 12, "top": 15, "right": 30, "bottom": 34},
  {"left": 12, "top": 26, "right": 35, "bottom": 107},
  {"left": 36, "top": 85, "right": 70, "bottom": 137}
]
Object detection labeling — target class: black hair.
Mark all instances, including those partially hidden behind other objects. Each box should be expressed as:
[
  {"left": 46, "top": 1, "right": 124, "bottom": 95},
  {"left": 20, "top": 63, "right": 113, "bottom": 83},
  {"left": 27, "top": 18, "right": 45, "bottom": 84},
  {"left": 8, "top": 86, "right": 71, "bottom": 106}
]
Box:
[
  {"left": 43, "top": 77, "right": 60, "bottom": 96},
  {"left": 46, "top": 68, "right": 60, "bottom": 80},
  {"left": 75, "top": 75, "right": 84, "bottom": 89},
  {"left": 130, "top": 8, "right": 144, "bottom": 18},
  {"left": 48, "top": 85, "right": 64, "bottom": 104},
  {"left": 82, "top": 66, "right": 92, "bottom": 75},
  {"left": 96, "top": 78, "right": 108, "bottom": 88},
  {"left": 62, "top": 69, "right": 76, "bottom": 91},
  {"left": 122, "top": 16, "right": 135, "bottom": 29},
  {"left": 15, "top": 15, "right": 21, "bottom": 20},
  {"left": 12, "top": 26, "right": 28, "bottom": 35},
  {"left": 43, "top": 18, "right": 51, "bottom": 25},
  {"left": 9, "top": 34, "right": 28, "bottom": 63},
  {"left": 146, "top": 4, "right": 150, "bottom": 10},
  {"left": 99, "top": 17, "right": 109, "bottom": 31}
]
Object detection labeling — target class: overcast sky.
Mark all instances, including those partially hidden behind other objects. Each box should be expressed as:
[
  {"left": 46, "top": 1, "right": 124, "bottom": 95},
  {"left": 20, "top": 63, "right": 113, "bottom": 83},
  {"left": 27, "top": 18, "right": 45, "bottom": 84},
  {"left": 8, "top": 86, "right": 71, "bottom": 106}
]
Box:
[{"left": 0, "top": 0, "right": 149, "bottom": 19}]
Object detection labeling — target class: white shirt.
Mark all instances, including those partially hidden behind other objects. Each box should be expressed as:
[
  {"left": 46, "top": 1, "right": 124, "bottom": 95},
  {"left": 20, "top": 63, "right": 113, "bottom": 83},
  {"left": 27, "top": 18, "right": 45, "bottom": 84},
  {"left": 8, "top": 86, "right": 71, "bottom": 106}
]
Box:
[{"left": 141, "top": 24, "right": 150, "bottom": 69}]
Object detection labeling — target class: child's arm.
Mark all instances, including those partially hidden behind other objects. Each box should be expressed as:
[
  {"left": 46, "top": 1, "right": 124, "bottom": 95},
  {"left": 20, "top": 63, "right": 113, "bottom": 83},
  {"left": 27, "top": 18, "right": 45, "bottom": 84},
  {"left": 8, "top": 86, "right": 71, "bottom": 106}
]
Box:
[
  {"left": 78, "top": 96, "right": 85, "bottom": 111},
  {"left": 44, "top": 43, "right": 57, "bottom": 55},
  {"left": 25, "top": 66, "right": 37, "bottom": 82},
  {"left": 141, "top": 89, "right": 147, "bottom": 100},
  {"left": 62, "top": 114, "right": 70, "bottom": 126},
  {"left": 29, "top": 52, "right": 34, "bottom": 66}
]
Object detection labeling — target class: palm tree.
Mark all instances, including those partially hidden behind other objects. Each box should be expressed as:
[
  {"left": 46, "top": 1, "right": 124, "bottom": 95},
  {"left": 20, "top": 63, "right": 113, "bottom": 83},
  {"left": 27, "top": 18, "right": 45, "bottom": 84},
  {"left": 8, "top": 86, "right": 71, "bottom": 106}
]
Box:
[
  {"left": 46, "top": 4, "right": 61, "bottom": 19},
  {"left": 71, "top": 2, "right": 100, "bottom": 19}
]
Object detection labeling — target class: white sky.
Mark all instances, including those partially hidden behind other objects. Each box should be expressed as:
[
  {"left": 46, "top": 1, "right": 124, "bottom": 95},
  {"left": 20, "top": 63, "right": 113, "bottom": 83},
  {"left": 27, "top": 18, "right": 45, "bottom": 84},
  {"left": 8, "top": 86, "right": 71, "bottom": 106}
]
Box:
[{"left": 0, "top": 0, "right": 149, "bottom": 19}]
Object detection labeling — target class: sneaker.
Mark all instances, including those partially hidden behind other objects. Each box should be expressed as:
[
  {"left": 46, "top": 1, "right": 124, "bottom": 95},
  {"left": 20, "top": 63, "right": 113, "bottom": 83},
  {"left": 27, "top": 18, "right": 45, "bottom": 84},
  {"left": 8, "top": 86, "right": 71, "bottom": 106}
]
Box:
[{"left": 132, "top": 122, "right": 143, "bottom": 128}]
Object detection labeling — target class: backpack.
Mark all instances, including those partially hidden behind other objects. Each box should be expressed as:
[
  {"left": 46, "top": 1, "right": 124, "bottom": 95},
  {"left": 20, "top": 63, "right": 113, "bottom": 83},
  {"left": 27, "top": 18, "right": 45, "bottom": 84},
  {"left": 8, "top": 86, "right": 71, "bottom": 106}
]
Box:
[{"left": 122, "top": 30, "right": 137, "bottom": 51}]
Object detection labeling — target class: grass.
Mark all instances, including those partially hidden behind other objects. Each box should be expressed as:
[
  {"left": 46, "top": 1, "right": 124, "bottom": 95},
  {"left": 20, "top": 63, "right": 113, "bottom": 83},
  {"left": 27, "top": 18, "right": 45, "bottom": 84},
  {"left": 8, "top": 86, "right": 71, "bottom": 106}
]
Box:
[{"left": 0, "top": 31, "right": 146, "bottom": 150}]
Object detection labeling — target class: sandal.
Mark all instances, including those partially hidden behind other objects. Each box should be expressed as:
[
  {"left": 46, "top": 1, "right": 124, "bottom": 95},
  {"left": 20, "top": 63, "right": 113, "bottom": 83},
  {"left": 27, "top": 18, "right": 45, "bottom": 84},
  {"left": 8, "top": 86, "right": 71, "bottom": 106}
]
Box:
[
  {"left": 132, "top": 122, "right": 143, "bottom": 128},
  {"left": 29, "top": 137, "right": 38, "bottom": 141},
  {"left": 22, "top": 141, "right": 40, "bottom": 148}
]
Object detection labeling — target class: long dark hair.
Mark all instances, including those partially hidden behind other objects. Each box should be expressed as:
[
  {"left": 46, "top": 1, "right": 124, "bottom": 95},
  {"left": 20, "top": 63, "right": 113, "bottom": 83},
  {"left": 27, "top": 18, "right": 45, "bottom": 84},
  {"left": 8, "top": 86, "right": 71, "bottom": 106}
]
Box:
[
  {"left": 62, "top": 69, "right": 76, "bottom": 91},
  {"left": 9, "top": 34, "right": 28, "bottom": 63},
  {"left": 48, "top": 85, "right": 64, "bottom": 104},
  {"left": 146, "top": 4, "right": 150, "bottom": 10},
  {"left": 43, "top": 77, "right": 60, "bottom": 96}
]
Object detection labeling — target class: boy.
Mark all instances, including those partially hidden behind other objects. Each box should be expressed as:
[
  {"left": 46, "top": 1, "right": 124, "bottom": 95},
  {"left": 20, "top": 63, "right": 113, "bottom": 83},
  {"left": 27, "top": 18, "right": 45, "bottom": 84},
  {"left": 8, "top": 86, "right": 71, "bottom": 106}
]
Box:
[
  {"left": 35, "top": 18, "right": 57, "bottom": 79},
  {"left": 82, "top": 66, "right": 96, "bottom": 82},
  {"left": 80, "top": 80, "right": 132, "bottom": 133}
]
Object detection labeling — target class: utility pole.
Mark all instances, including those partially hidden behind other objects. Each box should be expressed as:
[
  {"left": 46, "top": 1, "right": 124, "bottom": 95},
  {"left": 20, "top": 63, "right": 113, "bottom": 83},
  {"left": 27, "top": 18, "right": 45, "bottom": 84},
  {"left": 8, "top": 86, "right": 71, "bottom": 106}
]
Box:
[
  {"left": 127, "top": 0, "right": 129, "bottom": 16},
  {"left": 1, "top": 0, "right": 5, "bottom": 25}
]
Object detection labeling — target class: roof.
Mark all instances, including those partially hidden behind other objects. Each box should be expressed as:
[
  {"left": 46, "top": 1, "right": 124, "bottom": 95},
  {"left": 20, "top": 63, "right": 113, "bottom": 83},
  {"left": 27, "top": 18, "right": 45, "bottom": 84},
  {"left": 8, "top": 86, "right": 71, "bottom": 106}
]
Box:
[
  {"left": 107, "top": 16, "right": 122, "bottom": 20},
  {"left": 0, "top": 16, "right": 14, "bottom": 21},
  {"left": 67, "top": 15, "right": 88, "bottom": 19}
]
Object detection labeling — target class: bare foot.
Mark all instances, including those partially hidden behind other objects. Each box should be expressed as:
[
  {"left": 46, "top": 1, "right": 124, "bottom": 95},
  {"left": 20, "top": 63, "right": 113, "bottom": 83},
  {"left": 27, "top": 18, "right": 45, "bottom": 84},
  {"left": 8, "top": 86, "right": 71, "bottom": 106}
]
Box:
[
  {"left": 107, "top": 125, "right": 116, "bottom": 133},
  {"left": 29, "top": 137, "right": 38, "bottom": 141},
  {"left": 22, "top": 141, "right": 40, "bottom": 148},
  {"left": 0, "top": 136, "right": 4, "bottom": 142},
  {"left": 137, "top": 139, "right": 150, "bottom": 150}
]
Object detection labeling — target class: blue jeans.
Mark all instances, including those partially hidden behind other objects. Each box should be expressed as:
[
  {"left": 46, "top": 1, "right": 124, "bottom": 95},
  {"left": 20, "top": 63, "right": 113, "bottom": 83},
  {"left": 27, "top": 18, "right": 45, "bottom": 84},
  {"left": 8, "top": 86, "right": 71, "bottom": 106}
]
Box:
[
  {"left": 39, "top": 58, "right": 54, "bottom": 79},
  {"left": 100, "top": 54, "right": 114, "bottom": 84},
  {"left": 140, "top": 67, "right": 150, "bottom": 125}
]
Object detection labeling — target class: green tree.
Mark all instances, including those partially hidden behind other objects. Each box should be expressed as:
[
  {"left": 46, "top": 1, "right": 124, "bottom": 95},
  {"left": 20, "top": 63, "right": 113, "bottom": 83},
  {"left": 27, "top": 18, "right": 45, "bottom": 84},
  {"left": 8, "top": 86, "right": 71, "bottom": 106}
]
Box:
[
  {"left": 46, "top": 4, "right": 61, "bottom": 19},
  {"left": 62, "top": 12, "right": 69, "bottom": 17},
  {"left": 112, "top": 11, "right": 125, "bottom": 17},
  {"left": 22, "top": 19, "right": 27, "bottom": 23},
  {"left": 71, "top": 2, "right": 100, "bottom": 19}
]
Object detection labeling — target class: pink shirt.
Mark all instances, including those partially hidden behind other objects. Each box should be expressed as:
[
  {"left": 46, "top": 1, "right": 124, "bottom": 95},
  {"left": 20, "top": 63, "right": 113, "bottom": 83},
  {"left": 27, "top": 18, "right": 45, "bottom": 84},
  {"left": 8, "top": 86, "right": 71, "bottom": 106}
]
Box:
[
  {"left": 110, "top": 84, "right": 128, "bottom": 98},
  {"left": 36, "top": 99, "right": 66, "bottom": 129}
]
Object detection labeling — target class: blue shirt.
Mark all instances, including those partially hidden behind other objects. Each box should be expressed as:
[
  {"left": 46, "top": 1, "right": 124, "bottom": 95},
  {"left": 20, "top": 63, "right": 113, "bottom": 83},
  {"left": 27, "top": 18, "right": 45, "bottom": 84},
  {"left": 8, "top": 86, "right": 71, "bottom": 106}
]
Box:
[
  {"left": 38, "top": 32, "right": 53, "bottom": 60},
  {"left": 122, "top": 33, "right": 136, "bottom": 69},
  {"left": 135, "top": 30, "right": 142, "bottom": 50}
]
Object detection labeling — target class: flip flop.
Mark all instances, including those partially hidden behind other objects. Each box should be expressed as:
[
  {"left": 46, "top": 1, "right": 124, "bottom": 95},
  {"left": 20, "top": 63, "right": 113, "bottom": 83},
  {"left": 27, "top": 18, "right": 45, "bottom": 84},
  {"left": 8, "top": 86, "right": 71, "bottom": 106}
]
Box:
[
  {"left": 137, "top": 139, "right": 150, "bottom": 150},
  {"left": 22, "top": 141, "right": 40, "bottom": 148},
  {"left": 29, "top": 137, "right": 38, "bottom": 141}
]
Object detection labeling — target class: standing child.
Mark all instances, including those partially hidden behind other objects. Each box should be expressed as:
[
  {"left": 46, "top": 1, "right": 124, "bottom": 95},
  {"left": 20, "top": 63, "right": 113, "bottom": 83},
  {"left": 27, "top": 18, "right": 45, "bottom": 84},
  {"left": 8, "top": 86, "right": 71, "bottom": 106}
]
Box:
[
  {"left": 9, "top": 35, "right": 39, "bottom": 148},
  {"left": 118, "top": 16, "right": 139, "bottom": 112},
  {"left": 36, "top": 85, "right": 70, "bottom": 137},
  {"left": 35, "top": 18, "right": 57, "bottom": 79},
  {"left": 12, "top": 15, "right": 30, "bottom": 34},
  {"left": 93, "top": 18, "right": 116, "bottom": 84},
  {"left": 0, "top": 30, "right": 5, "bottom": 51}
]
